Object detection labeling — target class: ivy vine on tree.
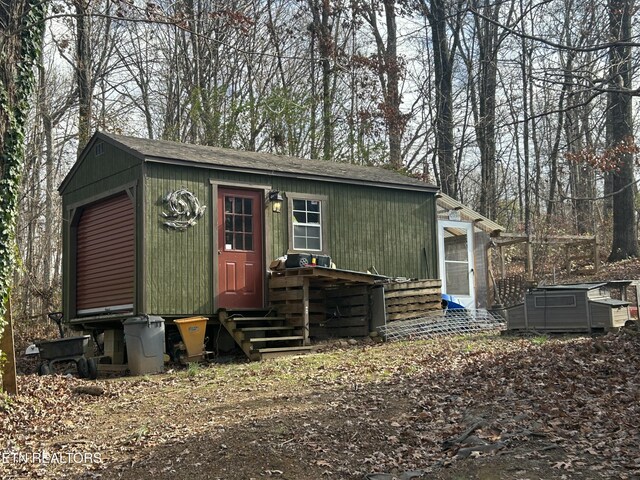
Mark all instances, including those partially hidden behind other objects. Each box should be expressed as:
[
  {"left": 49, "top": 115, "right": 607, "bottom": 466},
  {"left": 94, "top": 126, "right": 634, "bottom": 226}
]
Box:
[{"left": 0, "top": 0, "right": 47, "bottom": 340}]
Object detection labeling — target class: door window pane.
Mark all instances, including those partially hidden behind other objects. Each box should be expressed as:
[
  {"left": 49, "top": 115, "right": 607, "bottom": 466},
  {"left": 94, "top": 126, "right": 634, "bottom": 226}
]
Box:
[
  {"left": 444, "top": 235, "right": 468, "bottom": 262},
  {"left": 234, "top": 197, "right": 243, "bottom": 215},
  {"left": 224, "top": 195, "right": 255, "bottom": 251},
  {"left": 234, "top": 233, "right": 244, "bottom": 250},
  {"left": 445, "top": 262, "right": 470, "bottom": 296}
]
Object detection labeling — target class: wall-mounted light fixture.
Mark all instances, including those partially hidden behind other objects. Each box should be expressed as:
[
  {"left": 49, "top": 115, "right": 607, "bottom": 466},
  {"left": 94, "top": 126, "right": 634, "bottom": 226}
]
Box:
[{"left": 268, "top": 190, "right": 284, "bottom": 213}]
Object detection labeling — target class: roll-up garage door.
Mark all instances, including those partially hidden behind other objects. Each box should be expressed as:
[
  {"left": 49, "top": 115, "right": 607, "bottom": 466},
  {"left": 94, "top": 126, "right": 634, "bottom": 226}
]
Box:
[{"left": 76, "top": 192, "right": 135, "bottom": 315}]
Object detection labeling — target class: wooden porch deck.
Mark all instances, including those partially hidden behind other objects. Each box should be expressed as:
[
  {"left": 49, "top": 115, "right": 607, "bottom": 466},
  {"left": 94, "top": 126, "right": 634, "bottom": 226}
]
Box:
[
  {"left": 220, "top": 267, "right": 442, "bottom": 361},
  {"left": 268, "top": 266, "right": 389, "bottom": 344}
]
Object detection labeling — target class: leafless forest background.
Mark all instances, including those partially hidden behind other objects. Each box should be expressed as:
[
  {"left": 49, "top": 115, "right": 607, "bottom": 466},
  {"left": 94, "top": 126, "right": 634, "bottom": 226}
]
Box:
[{"left": 15, "top": 0, "right": 640, "bottom": 323}]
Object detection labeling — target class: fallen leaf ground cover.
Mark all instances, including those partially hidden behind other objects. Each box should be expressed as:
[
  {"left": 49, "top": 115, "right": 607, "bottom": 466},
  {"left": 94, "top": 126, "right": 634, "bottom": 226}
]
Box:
[{"left": 2, "top": 331, "right": 640, "bottom": 480}]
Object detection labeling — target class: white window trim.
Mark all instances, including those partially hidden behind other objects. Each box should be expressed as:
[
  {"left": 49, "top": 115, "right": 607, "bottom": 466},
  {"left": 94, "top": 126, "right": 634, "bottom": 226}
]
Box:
[{"left": 287, "top": 193, "right": 328, "bottom": 254}]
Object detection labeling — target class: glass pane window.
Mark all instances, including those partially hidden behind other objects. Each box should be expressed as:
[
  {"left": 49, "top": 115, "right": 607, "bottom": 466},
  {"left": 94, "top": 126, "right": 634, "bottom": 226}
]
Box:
[
  {"left": 292, "top": 199, "right": 322, "bottom": 251},
  {"left": 224, "top": 195, "right": 254, "bottom": 251}
]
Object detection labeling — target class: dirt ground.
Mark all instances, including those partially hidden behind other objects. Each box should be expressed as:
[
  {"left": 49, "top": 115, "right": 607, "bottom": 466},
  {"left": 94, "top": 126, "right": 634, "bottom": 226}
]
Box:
[{"left": 2, "top": 330, "right": 640, "bottom": 480}]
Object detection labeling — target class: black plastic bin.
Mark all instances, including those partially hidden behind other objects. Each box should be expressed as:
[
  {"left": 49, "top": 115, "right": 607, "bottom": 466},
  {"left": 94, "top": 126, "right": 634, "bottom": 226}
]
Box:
[
  {"left": 285, "top": 253, "right": 312, "bottom": 268},
  {"left": 285, "top": 253, "right": 332, "bottom": 268}
]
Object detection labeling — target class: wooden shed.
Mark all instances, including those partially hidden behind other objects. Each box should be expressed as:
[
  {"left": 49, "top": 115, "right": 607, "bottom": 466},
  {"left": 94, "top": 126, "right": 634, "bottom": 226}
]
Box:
[{"left": 59, "top": 132, "right": 439, "bottom": 360}]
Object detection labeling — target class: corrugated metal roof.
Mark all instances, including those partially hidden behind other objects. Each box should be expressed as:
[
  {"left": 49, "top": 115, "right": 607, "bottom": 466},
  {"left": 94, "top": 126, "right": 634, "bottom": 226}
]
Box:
[
  {"left": 436, "top": 192, "right": 505, "bottom": 236},
  {"left": 90, "top": 132, "right": 439, "bottom": 193}
]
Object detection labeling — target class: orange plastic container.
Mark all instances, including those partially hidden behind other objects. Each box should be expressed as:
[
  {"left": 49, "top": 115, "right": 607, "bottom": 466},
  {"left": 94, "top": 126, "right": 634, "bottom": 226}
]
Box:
[{"left": 174, "top": 316, "right": 207, "bottom": 361}]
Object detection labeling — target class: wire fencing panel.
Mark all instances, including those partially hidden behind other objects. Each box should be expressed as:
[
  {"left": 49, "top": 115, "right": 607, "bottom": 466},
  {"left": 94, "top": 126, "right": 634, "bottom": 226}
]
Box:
[{"left": 378, "top": 309, "right": 506, "bottom": 342}]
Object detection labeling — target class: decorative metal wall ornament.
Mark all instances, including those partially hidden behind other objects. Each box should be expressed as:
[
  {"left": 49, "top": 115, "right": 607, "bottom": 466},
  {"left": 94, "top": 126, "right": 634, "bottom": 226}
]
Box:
[{"left": 161, "top": 188, "right": 206, "bottom": 231}]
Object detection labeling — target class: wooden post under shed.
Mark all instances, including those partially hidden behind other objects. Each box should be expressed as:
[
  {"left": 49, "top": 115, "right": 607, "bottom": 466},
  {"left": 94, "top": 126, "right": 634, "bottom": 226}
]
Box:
[
  {"left": 1, "top": 297, "right": 17, "bottom": 395},
  {"left": 526, "top": 239, "right": 534, "bottom": 281},
  {"left": 593, "top": 235, "right": 600, "bottom": 274},
  {"left": 565, "top": 245, "right": 572, "bottom": 273},
  {"left": 302, "top": 277, "right": 310, "bottom": 346}
]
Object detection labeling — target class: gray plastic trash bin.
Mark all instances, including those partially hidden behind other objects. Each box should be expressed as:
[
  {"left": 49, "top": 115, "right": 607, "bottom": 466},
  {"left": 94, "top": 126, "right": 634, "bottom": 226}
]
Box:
[{"left": 123, "top": 315, "right": 165, "bottom": 375}]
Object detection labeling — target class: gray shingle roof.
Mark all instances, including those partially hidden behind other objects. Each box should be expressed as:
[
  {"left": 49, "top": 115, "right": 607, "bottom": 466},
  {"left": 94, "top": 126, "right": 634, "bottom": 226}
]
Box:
[{"left": 100, "top": 132, "right": 438, "bottom": 193}]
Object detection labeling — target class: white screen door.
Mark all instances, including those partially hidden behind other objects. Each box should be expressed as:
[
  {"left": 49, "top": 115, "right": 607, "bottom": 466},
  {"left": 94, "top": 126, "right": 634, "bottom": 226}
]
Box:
[{"left": 438, "top": 220, "right": 475, "bottom": 308}]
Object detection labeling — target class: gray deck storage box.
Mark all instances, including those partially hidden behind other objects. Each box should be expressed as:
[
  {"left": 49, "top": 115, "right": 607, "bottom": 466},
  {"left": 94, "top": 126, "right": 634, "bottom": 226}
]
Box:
[{"left": 506, "top": 283, "right": 630, "bottom": 332}]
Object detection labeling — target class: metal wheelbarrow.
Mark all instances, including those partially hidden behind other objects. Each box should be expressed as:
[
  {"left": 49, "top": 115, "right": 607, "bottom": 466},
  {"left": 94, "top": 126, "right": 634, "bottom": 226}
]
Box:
[{"left": 35, "top": 312, "right": 98, "bottom": 379}]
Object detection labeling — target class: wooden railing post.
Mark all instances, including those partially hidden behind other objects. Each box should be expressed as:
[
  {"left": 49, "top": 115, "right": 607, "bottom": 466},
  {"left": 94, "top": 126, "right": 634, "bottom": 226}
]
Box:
[
  {"left": 593, "top": 235, "right": 600, "bottom": 274},
  {"left": 526, "top": 238, "right": 534, "bottom": 282},
  {"left": 302, "top": 277, "right": 310, "bottom": 346}
]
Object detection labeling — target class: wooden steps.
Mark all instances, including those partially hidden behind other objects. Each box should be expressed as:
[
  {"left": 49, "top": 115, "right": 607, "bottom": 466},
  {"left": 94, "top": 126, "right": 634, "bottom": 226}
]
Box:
[
  {"left": 226, "top": 316, "right": 287, "bottom": 323},
  {"left": 239, "top": 326, "right": 295, "bottom": 332},
  {"left": 247, "top": 335, "right": 304, "bottom": 343},
  {"left": 218, "top": 310, "right": 314, "bottom": 361},
  {"left": 257, "top": 345, "right": 315, "bottom": 360}
]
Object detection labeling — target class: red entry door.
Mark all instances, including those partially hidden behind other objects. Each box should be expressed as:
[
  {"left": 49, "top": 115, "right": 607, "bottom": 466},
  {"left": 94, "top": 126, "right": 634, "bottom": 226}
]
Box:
[{"left": 217, "top": 188, "right": 264, "bottom": 309}]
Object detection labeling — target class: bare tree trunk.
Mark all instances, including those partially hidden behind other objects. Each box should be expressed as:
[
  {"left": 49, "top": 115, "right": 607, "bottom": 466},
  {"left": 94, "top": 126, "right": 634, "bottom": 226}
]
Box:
[
  {"left": 360, "top": 0, "right": 407, "bottom": 169},
  {"left": 423, "top": 0, "right": 462, "bottom": 198},
  {"left": 383, "top": 0, "right": 403, "bottom": 169},
  {"left": 162, "top": 26, "right": 182, "bottom": 141},
  {"left": 473, "top": 0, "right": 500, "bottom": 218},
  {"left": 607, "top": 0, "right": 638, "bottom": 260},
  {"left": 309, "top": 0, "right": 334, "bottom": 161},
  {"left": 309, "top": 21, "right": 318, "bottom": 160},
  {"left": 546, "top": 77, "right": 568, "bottom": 217},
  {"left": 565, "top": 76, "right": 595, "bottom": 233},
  {"left": 529, "top": 70, "right": 541, "bottom": 218},
  {"left": 75, "top": 0, "right": 93, "bottom": 152},
  {"left": 519, "top": 0, "right": 530, "bottom": 233}
]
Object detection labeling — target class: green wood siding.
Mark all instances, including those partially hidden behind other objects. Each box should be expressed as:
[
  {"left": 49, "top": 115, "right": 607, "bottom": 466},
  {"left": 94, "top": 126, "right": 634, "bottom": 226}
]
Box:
[
  {"left": 61, "top": 140, "right": 140, "bottom": 202},
  {"left": 272, "top": 179, "right": 437, "bottom": 279},
  {"left": 144, "top": 164, "right": 212, "bottom": 316},
  {"left": 206, "top": 170, "right": 437, "bottom": 278},
  {"left": 143, "top": 165, "right": 437, "bottom": 316}
]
